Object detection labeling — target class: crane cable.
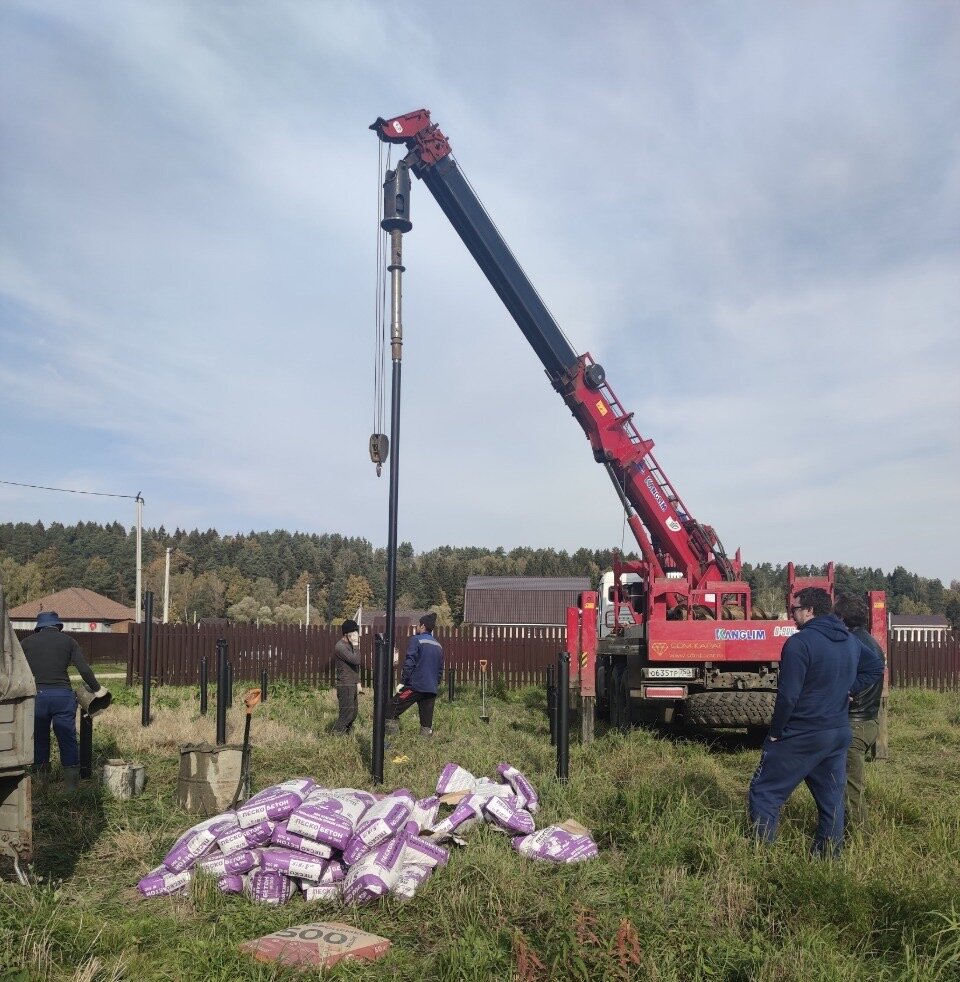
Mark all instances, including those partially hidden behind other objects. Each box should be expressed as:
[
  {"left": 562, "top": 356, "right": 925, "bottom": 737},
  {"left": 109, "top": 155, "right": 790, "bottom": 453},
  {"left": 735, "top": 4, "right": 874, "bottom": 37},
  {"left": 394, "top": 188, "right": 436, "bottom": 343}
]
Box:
[{"left": 372, "top": 143, "right": 392, "bottom": 472}]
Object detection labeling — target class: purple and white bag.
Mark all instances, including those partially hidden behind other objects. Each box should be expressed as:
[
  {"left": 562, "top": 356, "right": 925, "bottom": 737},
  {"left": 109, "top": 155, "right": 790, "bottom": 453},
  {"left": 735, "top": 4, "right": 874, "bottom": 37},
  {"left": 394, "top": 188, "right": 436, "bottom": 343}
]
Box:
[
  {"left": 246, "top": 868, "right": 296, "bottom": 905},
  {"left": 343, "top": 792, "right": 414, "bottom": 864},
  {"left": 301, "top": 881, "right": 342, "bottom": 903},
  {"left": 427, "top": 798, "right": 483, "bottom": 841},
  {"left": 484, "top": 795, "right": 536, "bottom": 835},
  {"left": 316, "top": 787, "right": 378, "bottom": 810},
  {"left": 247, "top": 778, "right": 316, "bottom": 806},
  {"left": 436, "top": 763, "right": 477, "bottom": 795},
  {"left": 497, "top": 763, "right": 539, "bottom": 813},
  {"left": 260, "top": 847, "right": 328, "bottom": 882},
  {"left": 401, "top": 833, "right": 449, "bottom": 869},
  {"left": 393, "top": 863, "right": 433, "bottom": 900},
  {"left": 216, "top": 819, "right": 275, "bottom": 855},
  {"left": 271, "top": 821, "right": 334, "bottom": 858},
  {"left": 162, "top": 813, "right": 238, "bottom": 873},
  {"left": 512, "top": 826, "right": 598, "bottom": 863},
  {"left": 217, "top": 874, "right": 246, "bottom": 894},
  {"left": 409, "top": 795, "right": 441, "bottom": 832},
  {"left": 473, "top": 777, "right": 515, "bottom": 802},
  {"left": 138, "top": 866, "right": 192, "bottom": 897},
  {"left": 343, "top": 835, "right": 406, "bottom": 906},
  {"left": 196, "top": 848, "right": 260, "bottom": 877},
  {"left": 288, "top": 793, "right": 368, "bottom": 850},
  {"left": 236, "top": 778, "right": 314, "bottom": 828},
  {"left": 299, "top": 857, "right": 345, "bottom": 902}
]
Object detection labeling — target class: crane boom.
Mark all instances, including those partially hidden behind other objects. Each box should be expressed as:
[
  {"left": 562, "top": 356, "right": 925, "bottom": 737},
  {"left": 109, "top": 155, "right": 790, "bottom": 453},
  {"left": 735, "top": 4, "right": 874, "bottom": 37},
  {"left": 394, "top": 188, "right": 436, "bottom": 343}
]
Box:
[{"left": 371, "top": 109, "right": 736, "bottom": 587}]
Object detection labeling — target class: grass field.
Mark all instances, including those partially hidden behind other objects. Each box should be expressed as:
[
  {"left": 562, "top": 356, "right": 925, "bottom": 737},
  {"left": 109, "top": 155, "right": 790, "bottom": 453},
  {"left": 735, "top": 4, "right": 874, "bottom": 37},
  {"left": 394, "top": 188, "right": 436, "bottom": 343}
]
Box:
[{"left": 2, "top": 682, "right": 959, "bottom": 981}]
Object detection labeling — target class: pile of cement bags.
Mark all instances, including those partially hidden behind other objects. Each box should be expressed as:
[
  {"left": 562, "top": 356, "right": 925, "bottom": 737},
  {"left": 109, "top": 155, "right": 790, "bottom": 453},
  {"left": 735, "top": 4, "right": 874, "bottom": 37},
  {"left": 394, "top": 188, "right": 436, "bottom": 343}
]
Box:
[{"left": 138, "top": 762, "right": 597, "bottom": 906}]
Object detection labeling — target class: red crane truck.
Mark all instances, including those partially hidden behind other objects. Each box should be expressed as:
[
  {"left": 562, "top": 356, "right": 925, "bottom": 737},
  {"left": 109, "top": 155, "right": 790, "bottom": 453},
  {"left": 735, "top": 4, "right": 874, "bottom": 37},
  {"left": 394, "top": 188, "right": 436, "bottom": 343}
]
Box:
[{"left": 371, "top": 109, "right": 887, "bottom": 731}]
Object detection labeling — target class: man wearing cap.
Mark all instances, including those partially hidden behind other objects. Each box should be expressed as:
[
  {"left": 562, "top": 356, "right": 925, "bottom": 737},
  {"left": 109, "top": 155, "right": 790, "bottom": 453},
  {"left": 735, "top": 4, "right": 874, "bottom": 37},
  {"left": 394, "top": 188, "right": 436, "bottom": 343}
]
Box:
[
  {"left": 332, "top": 619, "right": 361, "bottom": 734},
  {"left": 21, "top": 611, "right": 107, "bottom": 791},
  {"left": 386, "top": 612, "right": 444, "bottom": 737}
]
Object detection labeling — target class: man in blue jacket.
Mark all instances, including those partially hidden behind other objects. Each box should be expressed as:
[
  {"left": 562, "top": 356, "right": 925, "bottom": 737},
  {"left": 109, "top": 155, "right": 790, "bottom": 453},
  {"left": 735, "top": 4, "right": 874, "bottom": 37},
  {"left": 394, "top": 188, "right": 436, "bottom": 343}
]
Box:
[
  {"left": 748, "top": 587, "right": 885, "bottom": 856},
  {"left": 386, "top": 613, "right": 444, "bottom": 737}
]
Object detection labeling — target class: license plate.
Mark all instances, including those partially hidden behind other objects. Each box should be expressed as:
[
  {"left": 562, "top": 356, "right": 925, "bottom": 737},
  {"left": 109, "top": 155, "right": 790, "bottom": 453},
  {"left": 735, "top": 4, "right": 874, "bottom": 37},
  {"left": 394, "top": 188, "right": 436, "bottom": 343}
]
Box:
[{"left": 647, "top": 667, "right": 694, "bottom": 679}]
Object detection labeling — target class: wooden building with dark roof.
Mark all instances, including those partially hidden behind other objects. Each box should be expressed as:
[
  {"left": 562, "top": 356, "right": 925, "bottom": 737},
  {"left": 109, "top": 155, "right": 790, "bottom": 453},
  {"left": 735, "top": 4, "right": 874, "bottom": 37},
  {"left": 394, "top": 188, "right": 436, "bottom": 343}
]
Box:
[{"left": 462, "top": 576, "right": 591, "bottom": 627}]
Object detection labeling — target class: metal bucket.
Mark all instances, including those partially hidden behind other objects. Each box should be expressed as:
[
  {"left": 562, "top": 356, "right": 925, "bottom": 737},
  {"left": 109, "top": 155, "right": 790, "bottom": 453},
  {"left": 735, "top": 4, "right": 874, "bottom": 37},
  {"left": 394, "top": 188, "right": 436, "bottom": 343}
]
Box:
[{"left": 76, "top": 687, "right": 112, "bottom": 717}]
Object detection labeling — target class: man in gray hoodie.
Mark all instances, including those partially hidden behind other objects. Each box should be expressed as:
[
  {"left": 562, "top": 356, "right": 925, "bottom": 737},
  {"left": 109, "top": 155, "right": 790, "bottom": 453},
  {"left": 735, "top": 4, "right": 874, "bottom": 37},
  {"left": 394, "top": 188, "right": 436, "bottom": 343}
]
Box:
[{"left": 332, "top": 619, "right": 361, "bottom": 734}]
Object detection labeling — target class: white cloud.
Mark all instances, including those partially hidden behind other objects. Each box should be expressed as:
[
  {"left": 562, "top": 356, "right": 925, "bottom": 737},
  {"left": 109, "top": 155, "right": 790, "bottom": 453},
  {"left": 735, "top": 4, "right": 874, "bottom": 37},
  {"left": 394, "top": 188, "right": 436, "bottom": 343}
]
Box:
[{"left": 1, "top": 0, "right": 958, "bottom": 583}]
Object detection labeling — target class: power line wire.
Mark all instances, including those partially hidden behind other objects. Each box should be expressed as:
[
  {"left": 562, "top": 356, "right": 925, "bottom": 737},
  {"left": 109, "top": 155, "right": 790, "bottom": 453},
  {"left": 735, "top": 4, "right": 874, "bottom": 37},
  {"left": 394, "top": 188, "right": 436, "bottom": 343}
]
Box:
[{"left": 0, "top": 479, "right": 142, "bottom": 501}]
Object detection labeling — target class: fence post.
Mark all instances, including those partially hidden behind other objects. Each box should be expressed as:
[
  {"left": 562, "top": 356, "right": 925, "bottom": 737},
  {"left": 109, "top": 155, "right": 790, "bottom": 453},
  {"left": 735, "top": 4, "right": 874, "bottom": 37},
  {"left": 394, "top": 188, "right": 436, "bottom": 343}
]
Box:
[
  {"left": 556, "top": 652, "right": 570, "bottom": 783},
  {"left": 546, "top": 665, "right": 556, "bottom": 746},
  {"left": 226, "top": 661, "right": 234, "bottom": 708},
  {"left": 260, "top": 668, "right": 268, "bottom": 703},
  {"left": 447, "top": 668, "right": 455, "bottom": 702},
  {"left": 141, "top": 591, "right": 154, "bottom": 727},
  {"left": 199, "top": 656, "right": 208, "bottom": 715},
  {"left": 79, "top": 713, "right": 93, "bottom": 779},
  {"left": 215, "top": 638, "right": 228, "bottom": 746}
]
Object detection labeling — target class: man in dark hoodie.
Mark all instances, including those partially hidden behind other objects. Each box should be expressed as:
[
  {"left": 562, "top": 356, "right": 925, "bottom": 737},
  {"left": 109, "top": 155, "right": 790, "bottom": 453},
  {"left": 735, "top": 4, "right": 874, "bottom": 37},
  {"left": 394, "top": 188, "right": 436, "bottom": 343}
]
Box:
[
  {"left": 386, "top": 612, "right": 444, "bottom": 737},
  {"left": 833, "top": 591, "right": 886, "bottom": 831},
  {"left": 332, "top": 619, "right": 361, "bottom": 734},
  {"left": 22, "top": 610, "right": 107, "bottom": 791},
  {"left": 748, "top": 587, "right": 884, "bottom": 856}
]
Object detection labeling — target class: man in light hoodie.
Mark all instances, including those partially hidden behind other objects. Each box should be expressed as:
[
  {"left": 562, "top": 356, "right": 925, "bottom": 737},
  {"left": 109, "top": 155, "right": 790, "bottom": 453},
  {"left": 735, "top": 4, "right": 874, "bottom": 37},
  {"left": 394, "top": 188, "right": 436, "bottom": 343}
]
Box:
[{"left": 748, "top": 587, "right": 884, "bottom": 856}]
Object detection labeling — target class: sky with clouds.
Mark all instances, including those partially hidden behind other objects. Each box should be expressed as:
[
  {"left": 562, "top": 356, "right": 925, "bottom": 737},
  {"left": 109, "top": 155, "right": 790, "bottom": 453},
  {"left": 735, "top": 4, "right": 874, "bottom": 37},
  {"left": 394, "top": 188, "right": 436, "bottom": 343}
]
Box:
[{"left": 1, "top": 1, "right": 958, "bottom": 584}]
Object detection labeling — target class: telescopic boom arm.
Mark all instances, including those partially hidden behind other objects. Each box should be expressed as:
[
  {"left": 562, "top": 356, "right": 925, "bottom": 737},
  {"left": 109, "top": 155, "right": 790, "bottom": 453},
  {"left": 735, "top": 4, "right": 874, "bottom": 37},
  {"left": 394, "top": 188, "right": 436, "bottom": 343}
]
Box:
[{"left": 371, "top": 110, "right": 737, "bottom": 588}]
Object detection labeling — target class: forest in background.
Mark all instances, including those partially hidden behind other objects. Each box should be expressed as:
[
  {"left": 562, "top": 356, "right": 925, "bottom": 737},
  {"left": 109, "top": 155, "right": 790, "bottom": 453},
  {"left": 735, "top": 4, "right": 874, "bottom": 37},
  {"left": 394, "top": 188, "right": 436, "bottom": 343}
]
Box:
[{"left": 1, "top": 521, "right": 958, "bottom": 628}]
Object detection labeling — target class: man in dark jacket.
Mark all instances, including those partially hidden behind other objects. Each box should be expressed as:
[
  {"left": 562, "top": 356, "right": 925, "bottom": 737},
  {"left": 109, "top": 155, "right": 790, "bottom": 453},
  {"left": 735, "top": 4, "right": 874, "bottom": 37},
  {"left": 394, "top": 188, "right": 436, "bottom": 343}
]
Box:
[
  {"left": 21, "top": 610, "right": 106, "bottom": 791},
  {"left": 386, "top": 613, "right": 444, "bottom": 737},
  {"left": 332, "top": 619, "right": 361, "bottom": 734},
  {"left": 833, "top": 591, "right": 885, "bottom": 831},
  {"left": 748, "top": 587, "right": 884, "bottom": 856}
]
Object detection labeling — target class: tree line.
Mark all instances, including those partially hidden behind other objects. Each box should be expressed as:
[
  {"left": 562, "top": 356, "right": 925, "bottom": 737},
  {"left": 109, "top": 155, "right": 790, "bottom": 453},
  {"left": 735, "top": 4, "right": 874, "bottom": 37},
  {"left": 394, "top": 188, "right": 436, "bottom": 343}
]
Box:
[{"left": 1, "top": 521, "right": 957, "bottom": 628}]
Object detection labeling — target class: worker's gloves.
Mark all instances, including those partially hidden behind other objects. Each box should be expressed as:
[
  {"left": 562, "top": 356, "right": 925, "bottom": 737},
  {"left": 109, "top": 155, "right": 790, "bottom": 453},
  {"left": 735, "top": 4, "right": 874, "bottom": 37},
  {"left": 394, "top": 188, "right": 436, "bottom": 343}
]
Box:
[{"left": 91, "top": 687, "right": 110, "bottom": 699}]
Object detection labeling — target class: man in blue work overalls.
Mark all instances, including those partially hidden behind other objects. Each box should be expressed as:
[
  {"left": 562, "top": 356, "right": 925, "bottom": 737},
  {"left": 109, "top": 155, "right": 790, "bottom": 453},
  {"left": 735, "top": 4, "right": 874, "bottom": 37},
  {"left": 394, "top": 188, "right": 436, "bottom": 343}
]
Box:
[
  {"left": 748, "top": 587, "right": 884, "bottom": 856},
  {"left": 386, "top": 613, "right": 444, "bottom": 737}
]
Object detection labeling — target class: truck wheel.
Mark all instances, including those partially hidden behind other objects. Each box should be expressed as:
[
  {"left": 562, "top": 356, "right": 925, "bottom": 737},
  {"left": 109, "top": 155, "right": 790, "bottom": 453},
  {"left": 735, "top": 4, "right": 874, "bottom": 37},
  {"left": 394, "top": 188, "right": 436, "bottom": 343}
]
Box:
[{"left": 684, "top": 691, "right": 776, "bottom": 728}]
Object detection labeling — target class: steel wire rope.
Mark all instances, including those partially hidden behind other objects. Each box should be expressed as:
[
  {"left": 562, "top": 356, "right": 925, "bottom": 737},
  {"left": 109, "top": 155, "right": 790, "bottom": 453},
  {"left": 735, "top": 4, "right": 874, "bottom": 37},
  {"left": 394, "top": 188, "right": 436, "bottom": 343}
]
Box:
[{"left": 373, "top": 142, "right": 392, "bottom": 442}]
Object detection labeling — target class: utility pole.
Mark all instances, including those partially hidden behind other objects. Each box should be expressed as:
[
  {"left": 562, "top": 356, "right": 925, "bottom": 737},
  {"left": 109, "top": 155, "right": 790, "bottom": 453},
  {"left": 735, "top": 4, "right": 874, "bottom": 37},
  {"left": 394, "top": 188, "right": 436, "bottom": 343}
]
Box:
[
  {"left": 163, "top": 546, "right": 172, "bottom": 623},
  {"left": 135, "top": 493, "right": 143, "bottom": 624},
  {"left": 372, "top": 159, "right": 412, "bottom": 785},
  {"left": 306, "top": 583, "right": 311, "bottom": 627}
]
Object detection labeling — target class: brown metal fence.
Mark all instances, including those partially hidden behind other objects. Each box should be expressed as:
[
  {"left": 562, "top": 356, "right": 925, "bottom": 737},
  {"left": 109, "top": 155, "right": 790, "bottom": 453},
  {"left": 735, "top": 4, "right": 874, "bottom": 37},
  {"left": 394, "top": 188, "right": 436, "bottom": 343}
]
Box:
[
  {"left": 15, "top": 629, "right": 128, "bottom": 666},
  {"left": 127, "top": 623, "right": 567, "bottom": 688},
  {"left": 889, "top": 634, "right": 960, "bottom": 691},
  {"left": 124, "top": 627, "right": 960, "bottom": 691}
]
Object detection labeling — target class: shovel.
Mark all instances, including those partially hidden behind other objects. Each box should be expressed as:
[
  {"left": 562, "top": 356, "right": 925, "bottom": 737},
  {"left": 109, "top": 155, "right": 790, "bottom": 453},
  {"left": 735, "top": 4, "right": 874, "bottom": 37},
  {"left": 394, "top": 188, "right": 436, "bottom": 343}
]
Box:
[
  {"left": 229, "top": 687, "right": 261, "bottom": 809},
  {"left": 480, "top": 666, "right": 490, "bottom": 724}
]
